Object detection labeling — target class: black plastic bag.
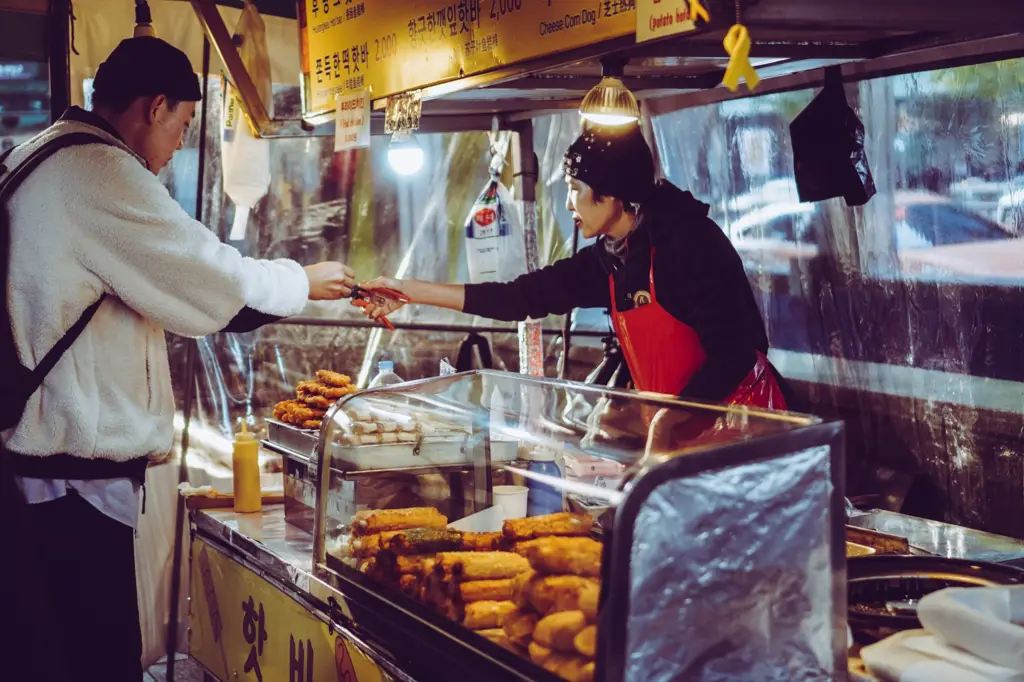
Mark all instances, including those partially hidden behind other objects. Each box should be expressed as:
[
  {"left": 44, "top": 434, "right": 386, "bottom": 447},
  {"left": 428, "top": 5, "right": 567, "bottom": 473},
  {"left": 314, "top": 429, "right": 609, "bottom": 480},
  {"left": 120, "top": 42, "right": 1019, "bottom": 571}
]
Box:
[{"left": 790, "top": 66, "right": 876, "bottom": 206}]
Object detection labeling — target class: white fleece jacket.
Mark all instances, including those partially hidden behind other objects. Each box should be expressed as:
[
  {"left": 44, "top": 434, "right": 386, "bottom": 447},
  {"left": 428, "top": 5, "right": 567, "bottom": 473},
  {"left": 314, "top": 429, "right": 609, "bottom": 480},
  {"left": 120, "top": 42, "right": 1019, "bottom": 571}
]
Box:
[{"left": 2, "top": 119, "right": 309, "bottom": 462}]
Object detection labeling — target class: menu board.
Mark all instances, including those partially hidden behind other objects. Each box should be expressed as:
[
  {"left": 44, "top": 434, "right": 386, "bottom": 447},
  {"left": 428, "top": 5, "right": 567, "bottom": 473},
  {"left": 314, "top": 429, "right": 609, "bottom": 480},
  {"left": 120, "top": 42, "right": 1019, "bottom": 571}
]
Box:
[{"left": 300, "top": 0, "right": 638, "bottom": 113}]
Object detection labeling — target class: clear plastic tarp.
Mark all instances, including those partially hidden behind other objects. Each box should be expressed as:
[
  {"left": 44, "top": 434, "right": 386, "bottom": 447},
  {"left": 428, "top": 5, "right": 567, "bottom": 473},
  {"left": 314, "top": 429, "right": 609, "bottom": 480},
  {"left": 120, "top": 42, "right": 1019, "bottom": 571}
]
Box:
[{"left": 652, "top": 57, "right": 1024, "bottom": 539}]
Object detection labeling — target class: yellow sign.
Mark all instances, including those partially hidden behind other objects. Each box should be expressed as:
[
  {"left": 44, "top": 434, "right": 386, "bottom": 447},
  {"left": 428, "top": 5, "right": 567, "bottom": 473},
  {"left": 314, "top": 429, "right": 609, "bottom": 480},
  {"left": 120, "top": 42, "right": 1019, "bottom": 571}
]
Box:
[
  {"left": 635, "top": 0, "right": 705, "bottom": 43},
  {"left": 190, "top": 539, "right": 388, "bottom": 682},
  {"left": 301, "top": 0, "right": 638, "bottom": 113}
]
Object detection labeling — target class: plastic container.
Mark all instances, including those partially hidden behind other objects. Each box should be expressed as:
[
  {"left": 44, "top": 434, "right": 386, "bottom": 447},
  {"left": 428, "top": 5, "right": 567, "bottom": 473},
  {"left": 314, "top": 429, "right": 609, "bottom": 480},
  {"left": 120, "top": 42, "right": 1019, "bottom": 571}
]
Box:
[
  {"left": 526, "top": 448, "right": 563, "bottom": 516},
  {"left": 368, "top": 361, "right": 403, "bottom": 388},
  {"left": 232, "top": 427, "right": 262, "bottom": 513},
  {"left": 493, "top": 485, "right": 528, "bottom": 520}
]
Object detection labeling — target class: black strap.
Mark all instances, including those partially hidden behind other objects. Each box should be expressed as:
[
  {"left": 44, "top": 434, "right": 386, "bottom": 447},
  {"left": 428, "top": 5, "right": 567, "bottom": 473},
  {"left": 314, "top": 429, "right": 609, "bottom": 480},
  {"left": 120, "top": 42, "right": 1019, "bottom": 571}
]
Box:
[{"left": 1, "top": 133, "right": 112, "bottom": 402}]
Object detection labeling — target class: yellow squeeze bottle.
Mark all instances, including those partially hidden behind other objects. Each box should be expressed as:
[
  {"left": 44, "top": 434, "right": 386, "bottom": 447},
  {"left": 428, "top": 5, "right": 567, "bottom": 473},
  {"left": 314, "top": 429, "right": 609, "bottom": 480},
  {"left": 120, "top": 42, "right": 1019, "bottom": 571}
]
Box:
[{"left": 232, "top": 422, "right": 262, "bottom": 513}]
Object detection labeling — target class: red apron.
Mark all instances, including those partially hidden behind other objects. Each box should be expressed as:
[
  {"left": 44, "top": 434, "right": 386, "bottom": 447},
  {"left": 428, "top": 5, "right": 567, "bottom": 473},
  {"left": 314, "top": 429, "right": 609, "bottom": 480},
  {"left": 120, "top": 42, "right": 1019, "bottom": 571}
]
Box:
[{"left": 608, "top": 249, "right": 787, "bottom": 410}]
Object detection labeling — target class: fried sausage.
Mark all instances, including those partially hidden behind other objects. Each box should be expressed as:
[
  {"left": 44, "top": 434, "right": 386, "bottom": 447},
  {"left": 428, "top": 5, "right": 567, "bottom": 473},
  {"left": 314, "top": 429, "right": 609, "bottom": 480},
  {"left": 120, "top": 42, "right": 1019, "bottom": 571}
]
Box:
[
  {"left": 574, "top": 625, "right": 597, "bottom": 658},
  {"left": 463, "top": 600, "right": 516, "bottom": 630},
  {"left": 534, "top": 611, "right": 588, "bottom": 652},
  {"left": 434, "top": 552, "right": 530, "bottom": 581},
  {"left": 502, "top": 512, "right": 593, "bottom": 541},
  {"left": 458, "top": 579, "right": 515, "bottom": 603},
  {"left": 522, "top": 537, "right": 602, "bottom": 577},
  {"left": 501, "top": 608, "right": 539, "bottom": 646},
  {"left": 352, "top": 508, "right": 447, "bottom": 536}
]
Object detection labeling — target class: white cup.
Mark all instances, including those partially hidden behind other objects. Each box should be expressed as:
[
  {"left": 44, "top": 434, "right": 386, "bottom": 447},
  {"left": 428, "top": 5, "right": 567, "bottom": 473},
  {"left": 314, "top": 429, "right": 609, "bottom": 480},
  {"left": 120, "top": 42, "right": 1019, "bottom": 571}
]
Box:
[{"left": 493, "top": 485, "right": 528, "bottom": 520}]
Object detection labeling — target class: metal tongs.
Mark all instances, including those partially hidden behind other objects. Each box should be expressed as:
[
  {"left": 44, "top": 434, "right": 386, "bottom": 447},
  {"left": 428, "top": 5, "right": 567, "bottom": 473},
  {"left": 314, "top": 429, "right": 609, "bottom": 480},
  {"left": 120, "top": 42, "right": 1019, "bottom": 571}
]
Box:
[{"left": 349, "top": 285, "right": 409, "bottom": 330}]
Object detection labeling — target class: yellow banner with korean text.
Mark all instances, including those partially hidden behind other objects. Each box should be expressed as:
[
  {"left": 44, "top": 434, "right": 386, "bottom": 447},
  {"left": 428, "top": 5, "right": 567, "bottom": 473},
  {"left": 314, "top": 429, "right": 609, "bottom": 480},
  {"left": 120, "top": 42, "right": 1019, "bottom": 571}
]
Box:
[
  {"left": 300, "top": 0, "right": 638, "bottom": 113},
  {"left": 190, "top": 538, "right": 389, "bottom": 682}
]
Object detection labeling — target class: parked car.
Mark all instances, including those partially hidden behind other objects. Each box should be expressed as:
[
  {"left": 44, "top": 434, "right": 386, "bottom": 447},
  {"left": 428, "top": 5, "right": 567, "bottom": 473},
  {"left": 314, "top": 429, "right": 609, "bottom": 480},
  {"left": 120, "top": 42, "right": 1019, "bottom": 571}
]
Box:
[{"left": 728, "top": 190, "right": 1022, "bottom": 283}]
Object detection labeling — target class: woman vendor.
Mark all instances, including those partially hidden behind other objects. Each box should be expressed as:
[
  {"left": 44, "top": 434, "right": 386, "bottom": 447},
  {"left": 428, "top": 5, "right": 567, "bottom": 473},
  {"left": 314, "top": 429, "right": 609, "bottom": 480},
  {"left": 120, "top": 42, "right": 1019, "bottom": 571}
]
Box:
[{"left": 357, "top": 124, "right": 791, "bottom": 409}]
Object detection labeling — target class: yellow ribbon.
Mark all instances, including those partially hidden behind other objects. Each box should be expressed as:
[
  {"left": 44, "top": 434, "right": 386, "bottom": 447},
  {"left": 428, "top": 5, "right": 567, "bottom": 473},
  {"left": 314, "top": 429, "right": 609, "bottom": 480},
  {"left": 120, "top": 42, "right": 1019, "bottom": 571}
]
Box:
[
  {"left": 722, "top": 24, "right": 760, "bottom": 92},
  {"left": 688, "top": 0, "right": 710, "bottom": 23}
]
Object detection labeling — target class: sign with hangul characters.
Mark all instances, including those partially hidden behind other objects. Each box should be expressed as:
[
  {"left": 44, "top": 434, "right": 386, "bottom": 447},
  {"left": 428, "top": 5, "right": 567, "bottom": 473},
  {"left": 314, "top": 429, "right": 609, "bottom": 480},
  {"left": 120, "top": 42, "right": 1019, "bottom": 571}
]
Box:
[
  {"left": 190, "top": 539, "right": 387, "bottom": 682},
  {"left": 300, "top": 0, "right": 637, "bottom": 114}
]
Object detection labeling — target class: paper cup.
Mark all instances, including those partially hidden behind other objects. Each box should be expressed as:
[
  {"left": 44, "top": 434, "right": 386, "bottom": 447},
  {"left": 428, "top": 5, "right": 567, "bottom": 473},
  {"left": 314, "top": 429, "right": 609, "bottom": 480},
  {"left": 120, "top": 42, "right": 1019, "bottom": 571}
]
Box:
[{"left": 493, "top": 485, "right": 528, "bottom": 520}]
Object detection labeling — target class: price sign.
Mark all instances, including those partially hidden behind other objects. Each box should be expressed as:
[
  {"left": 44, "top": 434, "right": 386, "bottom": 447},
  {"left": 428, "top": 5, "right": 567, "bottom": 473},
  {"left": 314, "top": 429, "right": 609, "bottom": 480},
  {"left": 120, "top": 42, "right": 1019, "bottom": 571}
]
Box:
[
  {"left": 301, "top": 0, "right": 638, "bottom": 114},
  {"left": 335, "top": 88, "right": 371, "bottom": 151}
]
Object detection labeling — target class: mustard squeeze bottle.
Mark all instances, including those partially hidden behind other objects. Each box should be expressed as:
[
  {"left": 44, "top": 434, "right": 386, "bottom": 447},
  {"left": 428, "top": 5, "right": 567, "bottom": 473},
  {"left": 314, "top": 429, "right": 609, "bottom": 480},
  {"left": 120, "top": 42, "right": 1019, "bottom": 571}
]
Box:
[{"left": 232, "top": 422, "right": 262, "bottom": 513}]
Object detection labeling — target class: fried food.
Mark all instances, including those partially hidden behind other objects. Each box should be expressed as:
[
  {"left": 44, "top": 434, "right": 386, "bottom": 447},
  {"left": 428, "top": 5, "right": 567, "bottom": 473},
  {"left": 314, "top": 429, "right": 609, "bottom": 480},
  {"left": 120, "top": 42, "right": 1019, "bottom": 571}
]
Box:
[
  {"left": 302, "top": 420, "right": 322, "bottom": 430},
  {"left": 351, "top": 507, "right": 447, "bottom": 536},
  {"left": 502, "top": 512, "right": 594, "bottom": 541},
  {"left": 395, "top": 555, "right": 435, "bottom": 576},
  {"left": 578, "top": 581, "right": 600, "bottom": 623},
  {"left": 398, "top": 574, "right": 419, "bottom": 594},
  {"left": 349, "top": 531, "right": 403, "bottom": 558},
  {"left": 458, "top": 579, "right": 515, "bottom": 603},
  {"left": 574, "top": 625, "right": 597, "bottom": 658},
  {"left": 390, "top": 528, "right": 463, "bottom": 556},
  {"left": 461, "top": 532, "right": 504, "bottom": 552},
  {"left": 529, "top": 641, "right": 553, "bottom": 665},
  {"left": 463, "top": 600, "right": 516, "bottom": 630},
  {"left": 521, "top": 537, "right": 602, "bottom": 577},
  {"left": 544, "top": 655, "right": 593, "bottom": 682},
  {"left": 501, "top": 608, "right": 538, "bottom": 646},
  {"left": 511, "top": 568, "right": 537, "bottom": 608},
  {"left": 295, "top": 380, "right": 319, "bottom": 397},
  {"left": 524, "top": 575, "right": 600, "bottom": 616},
  {"left": 356, "top": 557, "right": 376, "bottom": 574},
  {"left": 434, "top": 552, "right": 530, "bottom": 581},
  {"left": 316, "top": 369, "right": 352, "bottom": 387},
  {"left": 476, "top": 628, "right": 517, "bottom": 652},
  {"left": 273, "top": 399, "right": 303, "bottom": 420},
  {"left": 534, "top": 611, "right": 587, "bottom": 652},
  {"left": 303, "top": 394, "right": 333, "bottom": 409}
]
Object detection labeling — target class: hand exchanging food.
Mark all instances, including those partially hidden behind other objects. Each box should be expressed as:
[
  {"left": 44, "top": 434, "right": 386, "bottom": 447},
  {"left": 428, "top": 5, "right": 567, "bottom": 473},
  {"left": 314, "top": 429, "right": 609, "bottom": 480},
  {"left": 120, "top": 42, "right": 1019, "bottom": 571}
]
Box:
[
  {"left": 304, "top": 262, "right": 356, "bottom": 300},
  {"left": 350, "top": 277, "right": 410, "bottom": 322}
]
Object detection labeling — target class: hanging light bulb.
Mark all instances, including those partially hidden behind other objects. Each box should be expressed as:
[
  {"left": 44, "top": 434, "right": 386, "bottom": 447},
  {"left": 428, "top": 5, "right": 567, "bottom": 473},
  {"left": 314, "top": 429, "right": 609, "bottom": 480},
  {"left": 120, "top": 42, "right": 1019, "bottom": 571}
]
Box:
[
  {"left": 388, "top": 130, "right": 425, "bottom": 175},
  {"left": 579, "top": 57, "right": 639, "bottom": 126}
]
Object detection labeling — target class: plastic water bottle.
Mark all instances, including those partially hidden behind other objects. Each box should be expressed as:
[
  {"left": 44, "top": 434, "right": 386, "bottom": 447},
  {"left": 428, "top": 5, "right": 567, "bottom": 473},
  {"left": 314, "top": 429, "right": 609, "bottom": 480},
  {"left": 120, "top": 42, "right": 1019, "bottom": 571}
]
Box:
[
  {"left": 368, "top": 361, "right": 403, "bottom": 388},
  {"left": 527, "top": 448, "right": 563, "bottom": 516}
]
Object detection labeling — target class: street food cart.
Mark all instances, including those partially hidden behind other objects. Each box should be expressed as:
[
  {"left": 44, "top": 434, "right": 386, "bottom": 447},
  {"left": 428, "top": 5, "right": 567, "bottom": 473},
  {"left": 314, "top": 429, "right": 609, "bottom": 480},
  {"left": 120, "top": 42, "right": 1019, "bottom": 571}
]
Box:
[{"left": 4, "top": 0, "right": 1024, "bottom": 679}]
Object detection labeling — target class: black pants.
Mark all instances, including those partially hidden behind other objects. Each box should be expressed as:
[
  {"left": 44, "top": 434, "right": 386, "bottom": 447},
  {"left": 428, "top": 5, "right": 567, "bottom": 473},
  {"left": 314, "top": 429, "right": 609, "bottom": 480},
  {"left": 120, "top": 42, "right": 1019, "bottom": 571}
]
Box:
[{"left": 26, "top": 491, "right": 144, "bottom": 682}]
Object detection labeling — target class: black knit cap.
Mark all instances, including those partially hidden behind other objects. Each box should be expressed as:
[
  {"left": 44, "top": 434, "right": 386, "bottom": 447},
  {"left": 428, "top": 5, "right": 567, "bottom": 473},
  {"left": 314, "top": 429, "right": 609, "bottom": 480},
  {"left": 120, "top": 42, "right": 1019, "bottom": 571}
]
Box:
[
  {"left": 92, "top": 37, "right": 202, "bottom": 104},
  {"left": 563, "top": 123, "right": 656, "bottom": 205}
]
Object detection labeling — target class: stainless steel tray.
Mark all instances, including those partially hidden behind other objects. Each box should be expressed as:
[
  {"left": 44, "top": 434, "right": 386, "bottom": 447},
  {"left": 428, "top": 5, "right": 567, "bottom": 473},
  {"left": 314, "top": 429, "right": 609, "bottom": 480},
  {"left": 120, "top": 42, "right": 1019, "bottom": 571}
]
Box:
[{"left": 267, "top": 419, "right": 319, "bottom": 459}]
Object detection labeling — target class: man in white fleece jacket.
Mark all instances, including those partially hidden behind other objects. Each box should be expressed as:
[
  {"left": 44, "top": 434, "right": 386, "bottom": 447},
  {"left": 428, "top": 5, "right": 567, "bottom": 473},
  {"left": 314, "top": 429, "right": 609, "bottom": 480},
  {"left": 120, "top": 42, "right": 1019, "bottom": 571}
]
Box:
[{"left": 0, "top": 37, "right": 355, "bottom": 680}]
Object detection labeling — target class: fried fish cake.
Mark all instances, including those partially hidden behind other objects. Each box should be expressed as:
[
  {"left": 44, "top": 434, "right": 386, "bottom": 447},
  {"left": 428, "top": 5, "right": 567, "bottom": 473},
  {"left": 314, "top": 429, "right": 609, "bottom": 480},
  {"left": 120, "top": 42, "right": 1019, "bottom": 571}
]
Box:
[
  {"left": 303, "top": 394, "right": 333, "bottom": 410},
  {"left": 316, "top": 370, "right": 351, "bottom": 387},
  {"left": 302, "top": 420, "right": 322, "bottom": 430}
]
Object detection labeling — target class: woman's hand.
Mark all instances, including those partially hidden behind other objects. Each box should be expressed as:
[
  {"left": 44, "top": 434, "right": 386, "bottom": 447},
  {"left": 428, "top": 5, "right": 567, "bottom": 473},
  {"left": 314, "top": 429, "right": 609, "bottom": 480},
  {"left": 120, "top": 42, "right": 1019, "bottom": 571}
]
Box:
[
  {"left": 304, "top": 262, "right": 355, "bottom": 300},
  {"left": 351, "top": 277, "right": 409, "bottom": 321}
]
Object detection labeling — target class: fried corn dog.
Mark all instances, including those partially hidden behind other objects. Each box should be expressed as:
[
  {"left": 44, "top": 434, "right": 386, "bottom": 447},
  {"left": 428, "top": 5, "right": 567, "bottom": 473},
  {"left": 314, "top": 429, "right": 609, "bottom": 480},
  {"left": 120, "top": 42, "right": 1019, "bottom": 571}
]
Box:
[
  {"left": 458, "top": 579, "right": 515, "bottom": 603},
  {"left": 522, "top": 537, "right": 602, "bottom": 577},
  {"left": 502, "top": 512, "right": 593, "bottom": 541},
  {"left": 461, "top": 531, "right": 504, "bottom": 552},
  {"left": 390, "top": 528, "right": 463, "bottom": 556},
  {"left": 348, "top": 531, "right": 402, "bottom": 558},
  {"left": 534, "top": 611, "right": 588, "bottom": 652},
  {"left": 434, "top": 552, "right": 530, "bottom": 581},
  {"left": 351, "top": 507, "right": 447, "bottom": 536},
  {"left": 462, "top": 600, "right": 516, "bottom": 630},
  {"left": 525, "top": 575, "right": 600, "bottom": 616}
]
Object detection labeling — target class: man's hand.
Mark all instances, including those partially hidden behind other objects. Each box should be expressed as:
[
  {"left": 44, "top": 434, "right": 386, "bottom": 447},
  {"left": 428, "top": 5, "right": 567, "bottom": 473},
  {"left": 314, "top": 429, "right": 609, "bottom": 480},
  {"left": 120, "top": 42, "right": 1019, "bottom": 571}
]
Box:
[
  {"left": 352, "top": 277, "right": 410, "bottom": 320},
  {"left": 304, "top": 262, "right": 355, "bottom": 300}
]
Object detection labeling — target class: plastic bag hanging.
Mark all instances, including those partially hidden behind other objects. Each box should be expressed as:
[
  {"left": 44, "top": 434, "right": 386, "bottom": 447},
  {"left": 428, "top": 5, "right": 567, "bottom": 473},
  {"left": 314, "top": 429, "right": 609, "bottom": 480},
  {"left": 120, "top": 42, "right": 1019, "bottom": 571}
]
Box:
[
  {"left": 463, "top": 131, "right": 527, "bottom": 284},
  {"left": 221, "top": 1, "right": 272, "bottom": 241},
  {"left": 789, "top": 65, "right": 877, "bottom": 207}
]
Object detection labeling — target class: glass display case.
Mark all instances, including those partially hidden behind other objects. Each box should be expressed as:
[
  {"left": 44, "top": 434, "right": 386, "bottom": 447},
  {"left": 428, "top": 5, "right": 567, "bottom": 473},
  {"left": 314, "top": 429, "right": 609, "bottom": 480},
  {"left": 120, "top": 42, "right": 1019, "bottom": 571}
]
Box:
[{"left": 287, "top": 370, "right": 844, "bottom": 682}]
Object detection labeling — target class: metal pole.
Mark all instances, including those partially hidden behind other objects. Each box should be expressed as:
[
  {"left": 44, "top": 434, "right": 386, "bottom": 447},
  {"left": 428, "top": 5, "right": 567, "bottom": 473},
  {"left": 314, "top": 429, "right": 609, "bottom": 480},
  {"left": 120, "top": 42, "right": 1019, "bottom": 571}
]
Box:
[
  {"left": 559, "top": 224, "right": 580, "bottom": 379},
  {"left": 46, "top": 0, "right": 70, "bottom": 121},
  {"left": 166, "top": 36, "right": 211, "bottom": 682},
  {"left": 512, "top": 120, "right": 543, "bottom": 377}
]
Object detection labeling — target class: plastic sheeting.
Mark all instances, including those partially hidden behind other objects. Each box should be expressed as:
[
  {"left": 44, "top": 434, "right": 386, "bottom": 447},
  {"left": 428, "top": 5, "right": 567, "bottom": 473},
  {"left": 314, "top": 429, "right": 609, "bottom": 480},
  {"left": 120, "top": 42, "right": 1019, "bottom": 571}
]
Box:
[{"left": 652, "top": 58, "right": 1024, "bottom": 538}]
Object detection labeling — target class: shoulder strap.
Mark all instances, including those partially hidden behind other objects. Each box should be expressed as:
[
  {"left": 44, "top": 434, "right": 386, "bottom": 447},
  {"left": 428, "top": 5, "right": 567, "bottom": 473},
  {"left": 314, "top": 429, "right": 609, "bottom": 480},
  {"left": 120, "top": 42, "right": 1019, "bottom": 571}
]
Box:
[{"left": 1, "top": 132, "right": 114, "bottom": 395}]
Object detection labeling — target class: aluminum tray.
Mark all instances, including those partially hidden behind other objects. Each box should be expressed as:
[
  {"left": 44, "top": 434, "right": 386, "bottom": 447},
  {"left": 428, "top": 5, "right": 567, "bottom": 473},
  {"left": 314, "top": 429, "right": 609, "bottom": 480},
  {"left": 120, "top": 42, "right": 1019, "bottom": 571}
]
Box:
[{"left": 329, "top": 435, "right": 467, "bottom": 471}]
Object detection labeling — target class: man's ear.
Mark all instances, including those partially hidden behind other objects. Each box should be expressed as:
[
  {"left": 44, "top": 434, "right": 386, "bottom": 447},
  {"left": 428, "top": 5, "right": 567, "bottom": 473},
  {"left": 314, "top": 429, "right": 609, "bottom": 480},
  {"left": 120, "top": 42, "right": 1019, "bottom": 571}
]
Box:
[{"left": 146, "top": 95, "right": 168, "bottom": 124}]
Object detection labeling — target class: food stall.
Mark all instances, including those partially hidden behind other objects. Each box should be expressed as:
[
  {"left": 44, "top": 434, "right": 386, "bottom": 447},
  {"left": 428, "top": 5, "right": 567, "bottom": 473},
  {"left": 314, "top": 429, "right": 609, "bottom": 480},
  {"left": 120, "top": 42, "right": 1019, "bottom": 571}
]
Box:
[
  {"left": 191, "top": 369, "right": 847, "bottom": 681},
  {"left": 5, "top": 0, "right": 1024, "bottom": 678}
]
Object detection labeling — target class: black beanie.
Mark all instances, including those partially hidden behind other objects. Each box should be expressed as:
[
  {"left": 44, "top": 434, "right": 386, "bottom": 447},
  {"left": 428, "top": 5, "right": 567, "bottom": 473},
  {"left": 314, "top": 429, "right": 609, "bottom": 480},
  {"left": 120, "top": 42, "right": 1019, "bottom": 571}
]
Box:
[
  {"left": 92, "top": 37, "right": 202, "bottom": 104},
  {"left": 563, "top": 123, "right": 656, "bottom": 205}
]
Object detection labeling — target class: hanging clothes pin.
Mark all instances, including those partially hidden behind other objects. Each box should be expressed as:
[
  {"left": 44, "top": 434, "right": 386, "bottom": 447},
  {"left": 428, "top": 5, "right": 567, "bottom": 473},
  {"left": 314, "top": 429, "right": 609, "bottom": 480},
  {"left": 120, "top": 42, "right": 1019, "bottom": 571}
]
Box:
[{"left": 722, "top": 24, "right": 760, "bottom": 92}]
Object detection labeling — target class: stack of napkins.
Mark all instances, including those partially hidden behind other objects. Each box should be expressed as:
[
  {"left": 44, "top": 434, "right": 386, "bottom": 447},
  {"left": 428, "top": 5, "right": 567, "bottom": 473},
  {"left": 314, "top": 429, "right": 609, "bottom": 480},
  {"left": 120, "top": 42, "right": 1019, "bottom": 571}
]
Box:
[{"left": 861, "top": 586, "right": 1024, "bottom": 681}]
